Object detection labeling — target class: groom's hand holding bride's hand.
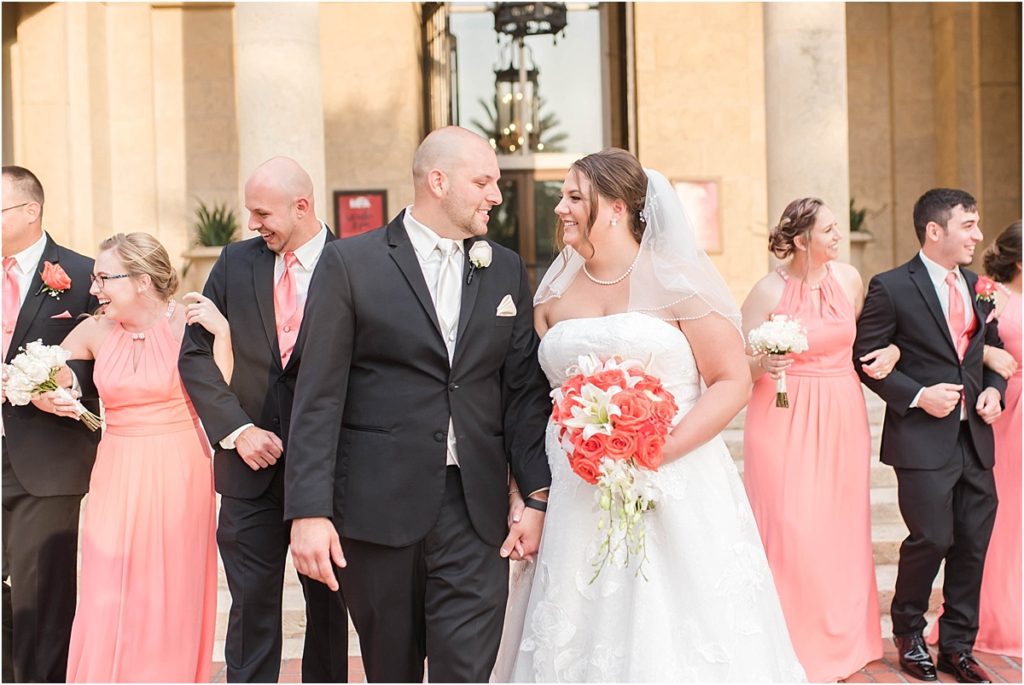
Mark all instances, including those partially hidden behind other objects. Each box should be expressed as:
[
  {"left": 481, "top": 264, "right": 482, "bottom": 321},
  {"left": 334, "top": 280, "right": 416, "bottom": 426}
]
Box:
[
  {"left": 291, "top": 517, "right": 346, "bottom": 591},
  {"left": 501, "top": 491, "right": 547, "bottom": 562}
]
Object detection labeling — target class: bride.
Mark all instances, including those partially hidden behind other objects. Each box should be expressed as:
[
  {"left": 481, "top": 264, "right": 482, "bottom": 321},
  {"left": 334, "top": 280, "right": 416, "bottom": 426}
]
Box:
[{"left": 493, "top": 149, "right": 806, "bottom": 682}]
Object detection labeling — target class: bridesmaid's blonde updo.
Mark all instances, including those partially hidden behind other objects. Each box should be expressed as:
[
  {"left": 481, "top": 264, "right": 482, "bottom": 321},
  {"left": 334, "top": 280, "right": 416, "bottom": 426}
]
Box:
[
  {"left": 99, "top": 232, "right": 179, "bottom": 300},
  {"left": 562, "top": 148, "right": 649, "bottom": 247},
  {"left": 769, "top": 198, "right": 824, "bottom": 259}
]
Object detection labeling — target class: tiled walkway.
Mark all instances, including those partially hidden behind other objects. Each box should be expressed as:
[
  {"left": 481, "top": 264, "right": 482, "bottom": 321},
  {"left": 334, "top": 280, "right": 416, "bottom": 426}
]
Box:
[{"left": 209, "top": 641, "right": 1021, "bottom": 683}]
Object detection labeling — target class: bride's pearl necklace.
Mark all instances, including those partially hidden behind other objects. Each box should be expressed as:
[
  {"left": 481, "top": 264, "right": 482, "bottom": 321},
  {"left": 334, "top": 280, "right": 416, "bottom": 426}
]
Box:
[{"left": 583, "top": 252, "right": 641, "bottom": 286}]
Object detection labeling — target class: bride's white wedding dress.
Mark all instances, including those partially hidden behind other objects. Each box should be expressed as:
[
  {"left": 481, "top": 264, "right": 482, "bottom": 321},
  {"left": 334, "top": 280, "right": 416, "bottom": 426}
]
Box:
[{"left": 493, "top": 312, "right": 806, "bottom": 682}]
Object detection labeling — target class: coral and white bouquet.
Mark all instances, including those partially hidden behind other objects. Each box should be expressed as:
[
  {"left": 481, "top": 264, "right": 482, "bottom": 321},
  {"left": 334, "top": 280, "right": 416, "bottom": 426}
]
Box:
[
  {"left": 3, "top": 340, "right": 101, "bottom": 431},
  {"left": 551, "top": 353, "right": 679, "bottom": 582},
  {"left": 748, "top": 314, "right": 809, "bottom": 408}
]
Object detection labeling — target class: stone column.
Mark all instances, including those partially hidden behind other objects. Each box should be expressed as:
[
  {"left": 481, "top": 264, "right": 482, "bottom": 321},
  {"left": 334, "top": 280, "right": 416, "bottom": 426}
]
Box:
[
  {"left": 234, "top": 3, "right": 326, "bottom": 217},
  {"left": 764, "top": 3, "right": 851, "bottom": 262}
]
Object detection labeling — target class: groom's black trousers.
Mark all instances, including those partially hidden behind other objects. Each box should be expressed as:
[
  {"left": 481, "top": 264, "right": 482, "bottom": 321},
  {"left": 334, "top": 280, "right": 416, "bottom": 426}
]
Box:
[
  {"left": 892, "top": 422, "right": 997, "bottom": 652},
  {"left": 338, "top": 466, "right": 509, "bottom": 683}
]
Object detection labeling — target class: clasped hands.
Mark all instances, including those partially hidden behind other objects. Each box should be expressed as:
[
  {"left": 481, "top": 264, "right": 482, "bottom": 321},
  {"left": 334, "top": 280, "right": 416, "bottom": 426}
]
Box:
[
  {"left": 290, "top": 491, "right": 546, "bottom": 590},
  {"left": 918, "top": 383, "right": 1002, "bottom": 424}
]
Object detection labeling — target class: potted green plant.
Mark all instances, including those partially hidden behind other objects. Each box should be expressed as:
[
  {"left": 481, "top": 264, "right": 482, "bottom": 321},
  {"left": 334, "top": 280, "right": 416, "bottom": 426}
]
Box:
[
  {"left": 848, "top": 197, "right": 877, "bottom": 272},
  {"left": 181, "top": 200, "right": 239, "bottom": 292}
]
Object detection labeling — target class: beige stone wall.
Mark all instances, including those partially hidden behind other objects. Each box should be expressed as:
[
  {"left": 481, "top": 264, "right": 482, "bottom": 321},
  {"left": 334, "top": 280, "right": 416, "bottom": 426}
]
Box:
[
  {"left": 320, "top": 3, "right": 424, "bottom": 227},
  {"left": 847, "top": 2, "right": 1022, "bottom": 278},
  {"left": 634, "top": 2, "right": 769, "bottom": 304},
  {"left": 978, "top": 2, "right": 1022, "bottom": 243},
  {"left": 182, "top": 5, "right": 239, "bottom": 223}
]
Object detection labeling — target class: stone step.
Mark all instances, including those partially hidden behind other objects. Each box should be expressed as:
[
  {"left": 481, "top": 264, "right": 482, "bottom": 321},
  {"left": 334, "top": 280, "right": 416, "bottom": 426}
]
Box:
[{"left": 870, "top": 486, "right": 902, "bottom": 524}]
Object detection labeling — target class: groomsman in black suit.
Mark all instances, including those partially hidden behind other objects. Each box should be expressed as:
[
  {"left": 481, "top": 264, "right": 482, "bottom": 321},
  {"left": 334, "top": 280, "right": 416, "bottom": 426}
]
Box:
[
  {"left": 285, "top": 127, "right": 552, "bottom": 682},
  {"left": 179, "top": 157, "right": 347, "bottom": 682},
  {"left": 1, "top": 166, "right": 100, "bottom": 682},
  {"left": 854, "top": 188, "right": 1006, "bottom": 684}
]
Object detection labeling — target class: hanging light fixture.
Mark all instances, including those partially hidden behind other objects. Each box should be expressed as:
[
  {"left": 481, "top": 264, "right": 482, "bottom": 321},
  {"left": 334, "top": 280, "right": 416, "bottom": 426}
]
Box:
[{"left": 490, "top": 2, "right": 567, "bottom": 155}]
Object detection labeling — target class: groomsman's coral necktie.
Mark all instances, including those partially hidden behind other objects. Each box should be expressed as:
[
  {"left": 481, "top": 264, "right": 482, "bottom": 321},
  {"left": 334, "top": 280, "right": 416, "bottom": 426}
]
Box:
[
  {"left": 274, "top": 251, "right": 300, "bottom": 365},
  {"left": 945, "top": 271, "right": 968, "bottom": 360},
  {"left": 2, "top": 257, "right": 20, "bottom": 361}
]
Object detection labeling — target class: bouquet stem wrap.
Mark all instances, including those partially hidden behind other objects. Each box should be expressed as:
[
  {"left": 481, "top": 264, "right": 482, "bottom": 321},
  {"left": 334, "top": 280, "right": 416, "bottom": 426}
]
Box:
[{"left": 775, "top": 370, "right": 789, "bottom": 408}]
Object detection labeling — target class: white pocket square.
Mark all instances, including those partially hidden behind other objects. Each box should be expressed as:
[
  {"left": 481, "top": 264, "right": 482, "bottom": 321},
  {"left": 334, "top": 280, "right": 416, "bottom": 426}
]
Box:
[{"left": 496, "top": 294, "right": 517, "bottom": 317}]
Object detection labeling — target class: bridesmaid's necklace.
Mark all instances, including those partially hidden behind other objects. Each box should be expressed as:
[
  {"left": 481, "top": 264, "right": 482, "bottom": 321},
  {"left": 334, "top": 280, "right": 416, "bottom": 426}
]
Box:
[{"left": 583, "top": 252, "right": 641, "bottom": 286}]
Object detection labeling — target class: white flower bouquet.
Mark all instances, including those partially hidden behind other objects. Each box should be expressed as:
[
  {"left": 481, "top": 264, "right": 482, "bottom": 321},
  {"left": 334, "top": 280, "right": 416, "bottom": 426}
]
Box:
[
  {"left": 3, "top": 340, "right": 101, "bottom": 430},
  {"left": 748, "top": 315, "right": 809, "bottom": 408}
]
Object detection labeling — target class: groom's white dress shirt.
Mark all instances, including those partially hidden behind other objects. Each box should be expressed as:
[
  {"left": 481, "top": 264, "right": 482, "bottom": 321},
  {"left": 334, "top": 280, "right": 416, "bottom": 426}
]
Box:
[{"left": 405, "top": 208, "right": 462, "bottom": 468}]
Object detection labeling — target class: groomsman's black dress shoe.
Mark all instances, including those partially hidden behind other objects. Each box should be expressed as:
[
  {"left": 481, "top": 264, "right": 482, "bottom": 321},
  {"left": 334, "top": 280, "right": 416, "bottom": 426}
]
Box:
[
  {"left": 894, "top": 634, "right": 937, "bottom": 681},
  {"left": 937, "top": 651, "right": 992, "bottom": 683}
]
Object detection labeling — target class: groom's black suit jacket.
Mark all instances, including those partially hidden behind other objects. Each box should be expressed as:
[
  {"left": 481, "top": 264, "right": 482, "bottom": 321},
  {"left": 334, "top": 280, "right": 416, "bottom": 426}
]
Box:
[
  {"left": 284, "top": 212, "right": 552, "bottom": 547},
  {"left": 853, "top": 254, "right": 1006, "bottom": 469}
]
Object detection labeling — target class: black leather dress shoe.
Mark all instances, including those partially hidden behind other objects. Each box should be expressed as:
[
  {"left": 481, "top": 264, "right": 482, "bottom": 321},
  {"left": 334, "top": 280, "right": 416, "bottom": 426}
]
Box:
[
  {"left": 894, "top": 634, "right": 937, "bottom": 681},
  {"left": 937, "top": 651, "right": 992, "bottom": 683}
]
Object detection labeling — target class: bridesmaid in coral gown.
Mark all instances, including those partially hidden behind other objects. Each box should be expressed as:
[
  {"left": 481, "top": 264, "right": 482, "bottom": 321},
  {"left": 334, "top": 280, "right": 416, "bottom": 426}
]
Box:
[
  {"left": 929, "top": 221, "right": 1022, "bottom": 657},
  {"left": 740, "top": 199, "right": 898, "bottom": 681},
  {"left": 35, "top": 233, "right": 219, "bottom": 682}
]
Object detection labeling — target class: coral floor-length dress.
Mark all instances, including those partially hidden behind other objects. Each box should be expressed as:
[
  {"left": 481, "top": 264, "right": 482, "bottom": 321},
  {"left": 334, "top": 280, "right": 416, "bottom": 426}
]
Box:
[
  {"left": 743, "top": 266, "right": 883, "bottom": 681},
  {"left": 66, "top": 304, "right": 217, "bottom": 682}
]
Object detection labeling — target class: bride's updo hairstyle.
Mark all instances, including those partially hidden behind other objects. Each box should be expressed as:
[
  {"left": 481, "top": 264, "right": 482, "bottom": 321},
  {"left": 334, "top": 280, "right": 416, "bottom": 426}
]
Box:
[
  {"left": 769, "top": 197, "right": 824, "bottom": 259},
  {"left": 99, "top": 232, "right": 179, "bottom": 300},
  {"left": 560, "top": 148, "right": 649, "bottom": 249}
]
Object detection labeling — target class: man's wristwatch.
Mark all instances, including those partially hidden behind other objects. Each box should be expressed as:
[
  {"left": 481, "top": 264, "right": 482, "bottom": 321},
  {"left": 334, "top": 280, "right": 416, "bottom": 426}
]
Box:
[{"left": 524, "top": 497, "right": 547, "bottom": 513}]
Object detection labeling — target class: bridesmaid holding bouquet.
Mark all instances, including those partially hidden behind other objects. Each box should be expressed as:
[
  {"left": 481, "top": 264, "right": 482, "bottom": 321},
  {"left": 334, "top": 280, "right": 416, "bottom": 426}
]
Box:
[
  {"left": 33, "top": 233, "right": 223, "bottom": 682},
  {"left": 741, "top": 199, "right": 898, "bottom": 681}
]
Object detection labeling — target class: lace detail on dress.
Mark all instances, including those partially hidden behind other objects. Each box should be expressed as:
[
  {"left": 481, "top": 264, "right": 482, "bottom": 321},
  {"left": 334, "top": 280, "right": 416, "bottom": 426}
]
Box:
[{"left": 494, "top": 312, "right": 806, "bottom": 683}]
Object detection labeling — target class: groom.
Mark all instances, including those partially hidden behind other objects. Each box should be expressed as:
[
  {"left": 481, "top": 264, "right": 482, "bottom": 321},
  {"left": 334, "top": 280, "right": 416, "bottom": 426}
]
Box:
[
  {"left": 854, "top": 188, "right": 1005, "bottom": 683},
  {"left": 285, "top": 126, "right": 552, "bottom": 682}
]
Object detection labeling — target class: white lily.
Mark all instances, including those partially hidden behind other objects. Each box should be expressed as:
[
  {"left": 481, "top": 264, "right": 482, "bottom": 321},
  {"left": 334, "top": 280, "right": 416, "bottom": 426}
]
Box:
[{"left": 562, "top": 382, "right": 623, "bottom": 439}]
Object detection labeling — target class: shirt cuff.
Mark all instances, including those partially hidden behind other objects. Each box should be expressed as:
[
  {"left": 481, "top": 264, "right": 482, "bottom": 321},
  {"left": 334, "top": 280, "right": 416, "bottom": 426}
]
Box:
[
  {"left": 909, "top": 388, "right": 924, "bottom": 410},
  {"left": 220, "top": 423, "right": 254, "bottom": 449},
  {"left": 527, "top": 487, "right": 550, "bottom": 500}
]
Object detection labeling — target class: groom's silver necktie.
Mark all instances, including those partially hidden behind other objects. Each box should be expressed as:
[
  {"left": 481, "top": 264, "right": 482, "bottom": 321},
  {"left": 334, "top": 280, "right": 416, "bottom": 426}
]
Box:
[{"left": 435, "top": 239, "right": 461, "bottom": 358}]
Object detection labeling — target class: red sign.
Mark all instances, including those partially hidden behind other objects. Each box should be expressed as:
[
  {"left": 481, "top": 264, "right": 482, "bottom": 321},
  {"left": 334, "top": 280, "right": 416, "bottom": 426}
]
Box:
[{"left": 333, "top": 190, "right": 388, "bottom": 238}]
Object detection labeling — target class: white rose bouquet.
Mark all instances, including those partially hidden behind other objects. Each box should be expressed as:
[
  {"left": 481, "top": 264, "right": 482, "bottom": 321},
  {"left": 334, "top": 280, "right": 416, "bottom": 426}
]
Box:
[
  {"left": 3, "top": 340, "right": 101, "bottom": 430},
  {"left": 748, "top": 315, "right": 809, "bottom": 408}
]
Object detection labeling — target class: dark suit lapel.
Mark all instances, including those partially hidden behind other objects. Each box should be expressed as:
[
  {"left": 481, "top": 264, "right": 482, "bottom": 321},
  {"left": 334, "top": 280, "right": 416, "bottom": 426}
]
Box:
[
  {"left": 908, "top": 254, "right": 958, "bottom": 358},
  {"left": 281, "top": 229, "right": 336, "bottom": 375},
  {"left": 9, "top": 234, "right": 61, "bottom": 358},
  {"left": 386, "top": 215, "right": 444, "bottom": 340},
  {"left": 253, "top": 245, "right": 281, "bottom": 366},
  {"left": 961, "top": 269, "right": 986, "bottom": 353},
  {"left": 452, "top": 238, "right": 483, "bottom": 368}
]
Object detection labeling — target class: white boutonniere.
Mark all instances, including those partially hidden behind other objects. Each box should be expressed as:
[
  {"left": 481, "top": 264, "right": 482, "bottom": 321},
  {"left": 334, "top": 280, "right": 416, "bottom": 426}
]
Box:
[{"left": 466, "top": 240, "right": 492, "bottom": 284}]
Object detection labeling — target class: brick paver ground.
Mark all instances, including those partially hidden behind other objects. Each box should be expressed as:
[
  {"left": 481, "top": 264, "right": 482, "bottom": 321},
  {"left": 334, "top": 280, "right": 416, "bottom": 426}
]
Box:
[{"left": 209, "top": 640, "right": 1021, "bottom": 683}]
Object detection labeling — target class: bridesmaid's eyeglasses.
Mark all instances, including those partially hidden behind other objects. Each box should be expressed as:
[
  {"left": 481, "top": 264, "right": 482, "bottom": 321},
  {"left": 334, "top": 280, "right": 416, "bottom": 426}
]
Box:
[{"left": 89, "top": 273, "right": 130, "bottom": 288}]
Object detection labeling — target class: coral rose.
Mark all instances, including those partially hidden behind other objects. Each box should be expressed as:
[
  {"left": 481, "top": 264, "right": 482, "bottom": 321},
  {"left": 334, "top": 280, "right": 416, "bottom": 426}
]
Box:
[
  {"left": 650, "top": 397, "right": 677, "bottom": 425},
  {"left": 573, "top": 432, "right": 608, "bottom": 463},
  {"left": 612, "top": 389, "right": 652, "bottom": 430},
  {"left": 569, "top": 449, "right": 602, "bottom": 485},
  {"left": 41, "top": 261, "right": 71, "bottom": 291},
  {"left": 635, "top": 432, "right": 666, "bottom": 470},
  {"left": 604, "top": 431, "right": 637, "bottom": 462},
  {"left": 588, "top": 369, "right": 628, "bottom": 391}
]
